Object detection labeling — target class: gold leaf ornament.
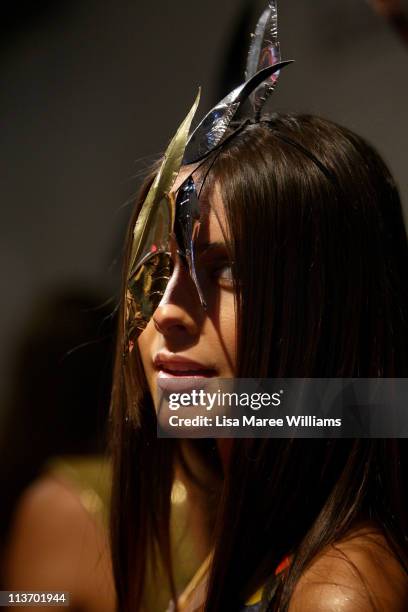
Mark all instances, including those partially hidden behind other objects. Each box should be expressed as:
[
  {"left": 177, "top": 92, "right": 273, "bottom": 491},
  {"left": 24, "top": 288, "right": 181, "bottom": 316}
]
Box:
[
  {"left": 125, "top": 90, "right": 201, "bottom": 347},
  {"left": 128, "top": 90, "right": 201, "bottom": 278}
]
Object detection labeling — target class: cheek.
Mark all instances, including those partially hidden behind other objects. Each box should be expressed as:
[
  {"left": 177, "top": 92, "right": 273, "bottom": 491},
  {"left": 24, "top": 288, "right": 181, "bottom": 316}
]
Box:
[
  {"left": 137, "top": 321, "right": 155, "bottom": 372},
  {"left": 136, "top": 323, "right": 160, "bottom": 409},
  {"left": 217, "top": 291, "right": 237, "bottom": 368}
]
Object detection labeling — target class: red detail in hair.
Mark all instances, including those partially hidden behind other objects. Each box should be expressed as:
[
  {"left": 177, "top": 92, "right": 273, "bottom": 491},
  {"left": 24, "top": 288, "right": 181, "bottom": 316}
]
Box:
[{"left": 275, "top": 556, "right": 291, "bottom": 575}]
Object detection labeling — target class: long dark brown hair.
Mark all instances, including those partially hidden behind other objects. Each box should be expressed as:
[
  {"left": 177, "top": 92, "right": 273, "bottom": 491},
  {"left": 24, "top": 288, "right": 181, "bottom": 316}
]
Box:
[{"left": 110, "top": 114, "right": 408, "bottom": 611}]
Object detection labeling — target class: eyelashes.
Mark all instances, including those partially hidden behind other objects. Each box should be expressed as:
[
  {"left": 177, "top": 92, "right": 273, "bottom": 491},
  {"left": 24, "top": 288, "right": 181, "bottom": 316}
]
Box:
[
  {"left": 172, "top": 239, "right": 234, "bottom": 289},
  {"left": 213, "top": 264, "right": 233, "bottom": 285}
]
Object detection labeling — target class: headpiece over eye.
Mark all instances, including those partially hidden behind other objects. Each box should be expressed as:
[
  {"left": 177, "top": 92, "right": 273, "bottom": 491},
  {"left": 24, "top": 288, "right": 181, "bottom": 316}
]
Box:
[
  {"left": 125, "top": 93, "right": 200, "bottom": 350},
  {"left": 124, "top": 1, "right": 293, "bottom": 352}
]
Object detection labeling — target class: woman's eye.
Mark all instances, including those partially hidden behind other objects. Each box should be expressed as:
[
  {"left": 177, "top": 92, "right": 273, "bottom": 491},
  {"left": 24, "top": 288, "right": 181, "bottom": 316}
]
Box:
[{"left": 213, "top": 264, "right": 233, "bottom": 285}]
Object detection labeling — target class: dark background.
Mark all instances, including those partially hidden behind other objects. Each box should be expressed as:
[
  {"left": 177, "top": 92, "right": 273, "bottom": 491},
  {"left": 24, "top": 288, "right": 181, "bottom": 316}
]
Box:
[{"left": 1, "top": 0, "right": 408, "bottom": 414}]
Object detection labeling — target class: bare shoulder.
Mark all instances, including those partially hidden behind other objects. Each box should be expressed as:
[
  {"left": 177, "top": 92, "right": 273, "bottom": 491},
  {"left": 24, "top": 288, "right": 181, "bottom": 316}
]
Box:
[
  {"left": 288, "top": 524, "right": 408, "bottom": 612},
  {"left": 5, "top": 475, "right": 93, "bottom": 557},
  {"left": 4, "top": 475, "right": 115, "bottom": 611}
]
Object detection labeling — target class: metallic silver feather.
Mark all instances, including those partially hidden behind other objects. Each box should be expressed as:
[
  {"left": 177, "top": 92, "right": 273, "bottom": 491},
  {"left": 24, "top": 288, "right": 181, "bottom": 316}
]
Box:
[{"left": 245, "top": 1, "right": 282, "bottom": 117}]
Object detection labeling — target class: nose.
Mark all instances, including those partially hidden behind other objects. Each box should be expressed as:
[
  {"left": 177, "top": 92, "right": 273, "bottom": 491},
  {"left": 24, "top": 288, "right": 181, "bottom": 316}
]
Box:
[{"left": 152, "top": 262, "right": 201, "bottom": 339}]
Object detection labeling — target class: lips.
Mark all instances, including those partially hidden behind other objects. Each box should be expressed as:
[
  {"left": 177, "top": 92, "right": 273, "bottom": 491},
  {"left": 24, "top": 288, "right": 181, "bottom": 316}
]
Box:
[
  {"left": 154, "top": 353, "right": 217, "bottom": 392},
  {"left": 154, "top": 353, "right": 216, "bottom": 377}
]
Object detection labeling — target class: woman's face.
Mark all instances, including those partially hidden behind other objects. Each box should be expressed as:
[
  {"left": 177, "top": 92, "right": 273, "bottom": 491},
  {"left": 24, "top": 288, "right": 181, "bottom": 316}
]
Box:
[{"left": 137, "top": 178, "right": 236, "bottom": 409}]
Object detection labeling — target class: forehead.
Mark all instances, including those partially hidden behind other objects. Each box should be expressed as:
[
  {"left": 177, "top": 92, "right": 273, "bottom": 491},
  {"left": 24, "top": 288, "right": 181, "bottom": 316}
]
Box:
[{"left": 172, "top": 167, "right": 227, "bottom": 244}]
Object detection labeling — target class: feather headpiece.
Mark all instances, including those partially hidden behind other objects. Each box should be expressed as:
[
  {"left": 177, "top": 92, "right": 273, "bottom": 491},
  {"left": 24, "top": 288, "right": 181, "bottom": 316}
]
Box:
[{"left": 125, "top": 1, "right": 293, "bottom": 350}]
